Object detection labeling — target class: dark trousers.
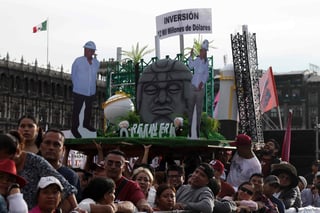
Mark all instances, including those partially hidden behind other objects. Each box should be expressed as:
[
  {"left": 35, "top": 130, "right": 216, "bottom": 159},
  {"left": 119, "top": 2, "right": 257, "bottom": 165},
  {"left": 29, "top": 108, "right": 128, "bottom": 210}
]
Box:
[
  {"left": 72, "top": 92, "right": 95, "bottom": 130},
  {"left": 188, "top": 85, "right": 205, "bottom": 137}
]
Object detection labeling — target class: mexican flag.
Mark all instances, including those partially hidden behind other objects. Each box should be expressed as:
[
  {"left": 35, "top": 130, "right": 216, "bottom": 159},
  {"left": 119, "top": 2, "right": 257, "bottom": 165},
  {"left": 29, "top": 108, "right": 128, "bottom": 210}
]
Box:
[{"left": 33, "top": 20, "right": 47, "bottom": 33}]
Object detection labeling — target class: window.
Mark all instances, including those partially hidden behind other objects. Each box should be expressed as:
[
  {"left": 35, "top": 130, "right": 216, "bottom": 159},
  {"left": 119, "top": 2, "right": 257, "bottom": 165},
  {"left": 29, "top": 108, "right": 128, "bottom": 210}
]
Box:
[{"left": 292, "top": 88, "right": 300, "bottom": 99}]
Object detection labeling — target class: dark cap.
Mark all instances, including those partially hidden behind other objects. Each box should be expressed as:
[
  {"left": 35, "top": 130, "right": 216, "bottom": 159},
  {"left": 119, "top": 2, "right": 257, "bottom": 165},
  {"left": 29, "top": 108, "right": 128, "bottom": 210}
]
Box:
[
  {"left": 264, "top": 175, "right": 280, "bottom": 187},
  {"left": 198, "top": 163, "right": 214, "bottom": 179},
  {"left": 230, "top": 134, "right": 252, "bottom": 147}
]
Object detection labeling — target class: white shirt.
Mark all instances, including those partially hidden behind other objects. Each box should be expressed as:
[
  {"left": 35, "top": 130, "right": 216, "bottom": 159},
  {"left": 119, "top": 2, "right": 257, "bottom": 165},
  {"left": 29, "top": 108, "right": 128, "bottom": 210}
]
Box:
[
  {"left": 226, "top": 152, "right": 262, "bottom": 188},
  {"left": 147, "top": 186, "right": 156, "bottom": 207},
  {"left": 188, "top": 56, "right": 209, "bottom": 88},
  {"left": 78, "top": 198, "right": 95, "bottom": 212},
  {"left": 71, "top": 56, "right": 100, "bottom": 96}
]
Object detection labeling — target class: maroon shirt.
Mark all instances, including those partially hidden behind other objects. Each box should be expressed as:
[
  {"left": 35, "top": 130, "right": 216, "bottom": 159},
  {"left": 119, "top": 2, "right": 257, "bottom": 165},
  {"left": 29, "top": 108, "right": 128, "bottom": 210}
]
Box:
[
  {"left": 115, "top": 176, "right": 145, "bottom": 205},
  {"left": 218, "top": 180, "right": 235, "bottom": 198}
]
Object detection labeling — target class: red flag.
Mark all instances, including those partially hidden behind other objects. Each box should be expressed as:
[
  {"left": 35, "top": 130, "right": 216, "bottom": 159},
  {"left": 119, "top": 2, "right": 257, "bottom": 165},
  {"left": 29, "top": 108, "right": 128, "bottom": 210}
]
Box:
[
  {"left": 213, "top": 91, "right": 220, "bottom": 118},
  {"left": 281, "top": 110, "right": 293, "bottom": 162},
  {"left": 259, "top": 67, "right": 279, "bottom": 113}
]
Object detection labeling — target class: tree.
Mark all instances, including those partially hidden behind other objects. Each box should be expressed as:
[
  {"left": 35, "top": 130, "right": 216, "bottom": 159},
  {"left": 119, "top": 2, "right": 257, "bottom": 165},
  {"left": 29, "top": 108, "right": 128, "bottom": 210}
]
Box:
[
  {"left": 122, "top": 43, "right": 154, "bottom": 107},
  {"left": 184, "top": 35, "right": 216, "bottom": 58}
]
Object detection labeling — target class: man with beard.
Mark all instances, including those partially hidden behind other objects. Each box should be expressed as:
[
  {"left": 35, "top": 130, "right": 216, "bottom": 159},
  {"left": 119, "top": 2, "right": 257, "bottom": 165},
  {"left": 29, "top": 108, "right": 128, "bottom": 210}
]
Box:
[
  {"left": 259, "top": 139, "right": 281, "bottom": 177},
  {"left": 227, "top": 134, "right": 262, "bottom": 189}
]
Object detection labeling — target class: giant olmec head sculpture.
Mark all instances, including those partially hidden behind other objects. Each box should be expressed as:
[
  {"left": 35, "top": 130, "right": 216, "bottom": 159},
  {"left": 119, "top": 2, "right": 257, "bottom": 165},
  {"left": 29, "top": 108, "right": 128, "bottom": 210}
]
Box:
[{"left": 137, "top": 59, "right": 192, "bottom": 124}]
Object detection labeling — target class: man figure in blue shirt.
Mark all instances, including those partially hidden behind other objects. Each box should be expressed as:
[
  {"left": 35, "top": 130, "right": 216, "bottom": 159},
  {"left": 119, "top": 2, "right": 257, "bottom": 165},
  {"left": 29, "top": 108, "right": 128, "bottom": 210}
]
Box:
[
  {"left": 187, "top": 39, "right": 209, "bottom": 138},
  {"left": 71, "top": 41, "right": 100, "bottom": 138}
]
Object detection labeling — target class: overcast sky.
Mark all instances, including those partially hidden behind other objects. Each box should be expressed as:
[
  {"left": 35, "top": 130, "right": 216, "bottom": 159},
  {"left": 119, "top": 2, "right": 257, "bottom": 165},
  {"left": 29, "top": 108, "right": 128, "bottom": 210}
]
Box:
[{"left": 1, "top": 0, "right": 319, "bottom": 73}]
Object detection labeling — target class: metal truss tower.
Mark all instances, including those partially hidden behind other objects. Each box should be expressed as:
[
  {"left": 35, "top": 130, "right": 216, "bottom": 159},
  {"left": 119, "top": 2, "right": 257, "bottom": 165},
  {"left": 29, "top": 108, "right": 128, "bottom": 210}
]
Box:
[{"left": 231, "top": 26, "right": 264, "bottom": 143}]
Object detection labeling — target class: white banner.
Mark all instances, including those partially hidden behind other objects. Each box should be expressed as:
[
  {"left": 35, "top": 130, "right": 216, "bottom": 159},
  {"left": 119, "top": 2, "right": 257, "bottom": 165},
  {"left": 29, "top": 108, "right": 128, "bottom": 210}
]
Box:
[{"left": 156, "top": 8, "right": 212, "bottom": 39}]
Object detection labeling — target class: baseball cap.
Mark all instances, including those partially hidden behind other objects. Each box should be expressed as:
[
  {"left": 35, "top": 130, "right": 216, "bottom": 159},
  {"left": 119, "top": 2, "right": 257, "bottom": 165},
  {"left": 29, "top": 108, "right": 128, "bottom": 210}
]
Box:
[
  {"left": 264, "top": 175, "right": 280, "bottom": 187},
  {"left": 37, "top": 176, "right": 63, "bottom": 191},
  {"left": 229, "top": 134, "right": 252, "bottom": 147},
  {"left": 298, "top": 176, "right": 307, "bottom": 189},
  {"left": 198, "top": 163, "right": 214, "bottom": 179},
  {"left": 83, "top": 41, "right": 96, "bottom": 50},
  {"left": 209, "top": 160, "right": 224, "bottom": 173}
]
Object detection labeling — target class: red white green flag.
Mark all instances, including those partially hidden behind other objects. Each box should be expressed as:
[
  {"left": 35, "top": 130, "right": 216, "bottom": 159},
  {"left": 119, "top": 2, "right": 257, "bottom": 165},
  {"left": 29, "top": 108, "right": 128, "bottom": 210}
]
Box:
[{"left": 33, "top": 20, "right": 47, "bottom": 33}]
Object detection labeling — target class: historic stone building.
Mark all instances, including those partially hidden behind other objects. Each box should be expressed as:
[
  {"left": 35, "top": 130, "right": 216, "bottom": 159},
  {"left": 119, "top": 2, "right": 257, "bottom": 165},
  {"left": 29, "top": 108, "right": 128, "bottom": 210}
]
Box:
[{"left": 0, "top": 57, "right": 106, "bottom": 132}]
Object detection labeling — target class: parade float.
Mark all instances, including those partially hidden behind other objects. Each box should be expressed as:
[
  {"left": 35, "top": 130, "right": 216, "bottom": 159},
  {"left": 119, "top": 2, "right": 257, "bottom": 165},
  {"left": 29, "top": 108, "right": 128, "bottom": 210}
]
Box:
[
  {"left": 65, "top": 8, "right": 239, "bottom": 162},
  {"left": 64, "top": 58, "right": 232, "bottom": 161}
]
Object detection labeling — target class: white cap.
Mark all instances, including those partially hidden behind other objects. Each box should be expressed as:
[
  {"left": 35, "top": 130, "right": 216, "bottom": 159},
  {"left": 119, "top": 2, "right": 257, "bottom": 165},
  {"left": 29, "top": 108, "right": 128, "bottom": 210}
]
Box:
[
  {"left": 37, "top": 176, "right": 64, "bottom": 191},
  {"left": 298, "top": 176, "right": 307, "bottom": 189},
  {"left": 83, "top": 41, "right": 96, "bottom": 50},
  {"left": 201, "top": 39, "right": 209, "bottom": 51}
]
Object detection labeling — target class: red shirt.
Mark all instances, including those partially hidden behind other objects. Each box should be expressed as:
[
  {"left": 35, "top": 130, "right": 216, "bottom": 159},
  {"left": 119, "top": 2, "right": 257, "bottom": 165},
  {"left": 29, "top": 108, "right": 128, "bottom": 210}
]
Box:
[
  {"left": 217, "top": 180, "right": 235, "bottom": 199},
  {"left": 115, "top": 176, "right": 145, "bottom": 205}
]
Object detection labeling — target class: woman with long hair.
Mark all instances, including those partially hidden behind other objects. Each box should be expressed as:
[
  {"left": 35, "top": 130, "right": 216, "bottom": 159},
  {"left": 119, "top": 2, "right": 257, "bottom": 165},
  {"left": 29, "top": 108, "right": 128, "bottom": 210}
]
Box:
[
  {"left": 0, "top": 130, "right": 79, "bottom": 212},
  {"left": 153, "top": 183, "right": 176, "bottom": 211},
  {"left": 17, "top": 115, "right": 43, "bottom": 154}
]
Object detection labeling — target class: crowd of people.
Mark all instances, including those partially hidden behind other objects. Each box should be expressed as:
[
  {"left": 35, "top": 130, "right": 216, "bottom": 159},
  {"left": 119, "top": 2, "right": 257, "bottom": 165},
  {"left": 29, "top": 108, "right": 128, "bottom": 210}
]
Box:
[
  {"left": 1, "top": 115, "right": 320, "bottom": 213},
  {"left": 0, "top": 39, "right": 318, "bottom": 213}
]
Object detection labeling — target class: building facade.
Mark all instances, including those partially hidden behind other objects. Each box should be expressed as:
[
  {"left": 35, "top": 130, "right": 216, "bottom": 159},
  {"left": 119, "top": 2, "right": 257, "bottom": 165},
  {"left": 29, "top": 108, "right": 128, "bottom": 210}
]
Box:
[{"left": 0, "top": 57, "right": 106, "bottom": 132}]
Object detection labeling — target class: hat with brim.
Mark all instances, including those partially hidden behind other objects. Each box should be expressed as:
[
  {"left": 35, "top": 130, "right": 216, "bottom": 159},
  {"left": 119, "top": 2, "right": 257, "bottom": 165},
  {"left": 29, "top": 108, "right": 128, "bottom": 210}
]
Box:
[
  {"left": 83, "top": 41, "right": 96, "bottom": 50},
  {"left": 271, "top": 162, "right": 299, "bottom": 188},
  {"left": 230, "top": 134, "right": 252, "bottom": 147},
  {"left": 298, "top": 176, "right": 307, "bottom": 189},
  {"left": 0, "top": 159, "right": 27, "bottom": 187},
  {"left": 209, "top": 160, "right": 224, "bottom": 173},
  {"left": 37, "top": 176, "right": 63, "bottom": 191},
  {"left": 198, "top": 163, "right": 214, "bottom": 179}
]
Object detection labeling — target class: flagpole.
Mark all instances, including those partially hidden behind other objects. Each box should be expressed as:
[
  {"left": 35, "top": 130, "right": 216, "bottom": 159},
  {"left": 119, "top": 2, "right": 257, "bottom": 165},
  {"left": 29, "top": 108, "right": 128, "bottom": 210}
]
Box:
[
  {"left": 281, "top": 109, "right": 293, "bottom": 162},
  {"left": 46, "top": 17, "right": 49, "bottom": 67},
  {"left": 277, "top": 106, "right": 283, "bottom": 130}
]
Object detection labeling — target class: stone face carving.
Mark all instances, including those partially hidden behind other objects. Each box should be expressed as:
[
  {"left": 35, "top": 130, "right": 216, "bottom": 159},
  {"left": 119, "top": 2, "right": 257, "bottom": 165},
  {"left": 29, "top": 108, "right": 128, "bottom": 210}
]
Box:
[{"left": 137, "top": 59, "right": 192, "bottom": 124}]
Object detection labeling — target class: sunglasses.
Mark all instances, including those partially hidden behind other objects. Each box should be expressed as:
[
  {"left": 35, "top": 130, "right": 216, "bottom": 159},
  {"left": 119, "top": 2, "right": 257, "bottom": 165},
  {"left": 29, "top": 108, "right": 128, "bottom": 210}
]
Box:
[{"left": 239, "top": 186, "right": 254, "bottom": 196}]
